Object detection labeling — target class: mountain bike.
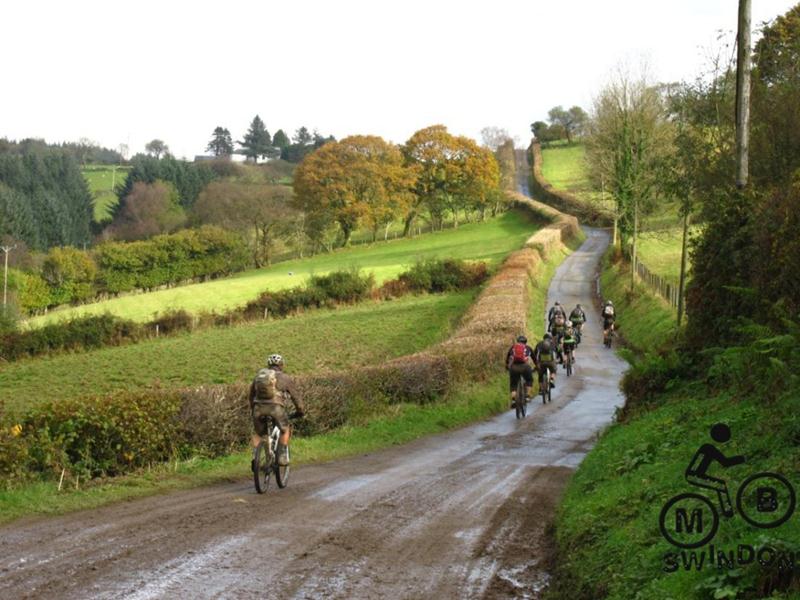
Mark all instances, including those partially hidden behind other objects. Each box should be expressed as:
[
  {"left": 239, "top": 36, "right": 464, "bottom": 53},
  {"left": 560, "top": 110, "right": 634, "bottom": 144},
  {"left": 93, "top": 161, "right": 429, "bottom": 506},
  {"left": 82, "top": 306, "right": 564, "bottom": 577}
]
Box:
[
  {"left": 540, "top": 367, "right": 552, "bottom": 404},
  {"left": 252, "top": 417, "right": 289, "bottom": 494},
  {"left": 515, "top": 375, "right": 527, "bottom": 419},
  {"left": 564, "top": 348, "right": 574, "bottom": 377},
  {"left": 603, "top": 325, "right": 614, "bottom": 348}
]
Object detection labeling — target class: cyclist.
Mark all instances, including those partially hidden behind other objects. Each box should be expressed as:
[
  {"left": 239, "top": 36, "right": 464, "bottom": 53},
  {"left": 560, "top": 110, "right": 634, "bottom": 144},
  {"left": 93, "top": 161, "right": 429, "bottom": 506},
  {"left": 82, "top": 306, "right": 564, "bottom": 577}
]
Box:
[
  {"left": 249, "top": 354, "right": 305, "bottom": 467},
  {"left": 533, "top": 332, "right": 558, "bottom": 390},
  {"left": 569, "top": 304, "right": 586, "bottom": 343},
  {"left": 548, "top": 301, "right": 566, "bottom": 330},
  {"left": 602, "top": 300, "right": 616, "bottom": 342},
  {"left": 550, "top": 314, "right": 568, "bottom": 363},
  {"left": 506, "top": 335, "right": 535, "bottom": 408},
  {"left": 562, "top": 322, "right": 578, "bottom": 366},
  {"left": 685, "top": 423, "right": 745, "bottom": 518}
]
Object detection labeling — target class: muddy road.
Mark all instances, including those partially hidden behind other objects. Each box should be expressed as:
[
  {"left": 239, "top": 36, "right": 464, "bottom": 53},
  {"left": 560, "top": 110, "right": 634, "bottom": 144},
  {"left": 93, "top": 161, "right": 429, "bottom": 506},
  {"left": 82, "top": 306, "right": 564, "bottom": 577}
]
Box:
[{"left": 0, "top": 229, "right": 626, "bottom": 599}]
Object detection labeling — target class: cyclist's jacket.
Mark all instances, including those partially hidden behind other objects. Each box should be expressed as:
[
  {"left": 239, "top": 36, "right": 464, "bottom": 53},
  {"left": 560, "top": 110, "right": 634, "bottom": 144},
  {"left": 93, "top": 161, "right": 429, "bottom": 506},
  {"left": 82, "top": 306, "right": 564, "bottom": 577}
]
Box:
[
  {"left": 563, "top": 330, "right": 577, "bottom": 351},
  {"left": 548, "top": 305, "right": 565, "bottom": 323},
  {"left": 570, "top": 308, "right": 586, "bottom": 323},
  {"left": 506, "top": 344, "right": 534, "bottom": 368},
  {"left": 533, "top": 340, "right": 556, "bottom": 364},
  {"left": 249, "top": 369, "right": 305, "bottom": 413}
]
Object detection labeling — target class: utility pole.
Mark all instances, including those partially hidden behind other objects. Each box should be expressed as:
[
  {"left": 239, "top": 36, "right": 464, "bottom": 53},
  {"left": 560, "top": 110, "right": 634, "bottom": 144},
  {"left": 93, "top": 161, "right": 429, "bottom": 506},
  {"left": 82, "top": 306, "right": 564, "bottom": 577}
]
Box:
[
  {"left": 2, "top": 244, "right": 16, "bottom": 312},
  {"left": 735, "top": 0, "right": 752, "bottom": 188},
  {"left": 677, "top": 211, "right": 690, "bottom": 327}
]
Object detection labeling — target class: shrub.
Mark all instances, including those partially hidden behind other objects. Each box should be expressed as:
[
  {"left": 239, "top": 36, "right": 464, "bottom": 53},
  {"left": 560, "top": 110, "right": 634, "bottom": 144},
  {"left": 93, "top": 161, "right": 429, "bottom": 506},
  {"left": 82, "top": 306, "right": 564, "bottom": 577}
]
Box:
[
  {"left": 308, "top": 269, "right": 374, "bottom": 303},
  {"left": 151, "top": 309, "right": 194, "bottom": 336},
  {"left": 396, "top": 258, "right": 490, "bottom": 293}
]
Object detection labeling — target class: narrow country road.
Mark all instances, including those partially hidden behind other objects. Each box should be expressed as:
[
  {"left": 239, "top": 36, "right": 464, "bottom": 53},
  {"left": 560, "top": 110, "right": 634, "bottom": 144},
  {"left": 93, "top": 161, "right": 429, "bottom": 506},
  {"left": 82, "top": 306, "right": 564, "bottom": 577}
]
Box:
[{"left": 0, "top": 183, "right": 627, "bottom": 599}]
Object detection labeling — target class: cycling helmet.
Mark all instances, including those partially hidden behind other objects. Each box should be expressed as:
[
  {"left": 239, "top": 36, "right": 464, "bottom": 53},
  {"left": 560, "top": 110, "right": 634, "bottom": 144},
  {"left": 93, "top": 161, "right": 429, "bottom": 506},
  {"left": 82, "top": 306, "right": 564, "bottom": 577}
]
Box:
[
  {"left": 266, "top": 354, "right": 284, "bottom": 368},
  {"left": 544, "top": 332, "right": 553, "bottom": 340},
  {"left": 566, "top": 320, "right": 573, "bottom": 328},
  {"left": 516, "top": 335, "right": 527, "bottom": 343}
]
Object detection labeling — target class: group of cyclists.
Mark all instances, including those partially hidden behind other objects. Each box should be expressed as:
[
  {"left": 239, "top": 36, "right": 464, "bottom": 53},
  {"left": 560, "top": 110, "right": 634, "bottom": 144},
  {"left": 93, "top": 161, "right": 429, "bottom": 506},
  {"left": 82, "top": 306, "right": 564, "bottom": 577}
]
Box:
[
  {"left": 505, "top": 299, "right": 616, "bottom": 408},
  {"left": 249, "top": 300, "right": 618, "bottom": 472}
]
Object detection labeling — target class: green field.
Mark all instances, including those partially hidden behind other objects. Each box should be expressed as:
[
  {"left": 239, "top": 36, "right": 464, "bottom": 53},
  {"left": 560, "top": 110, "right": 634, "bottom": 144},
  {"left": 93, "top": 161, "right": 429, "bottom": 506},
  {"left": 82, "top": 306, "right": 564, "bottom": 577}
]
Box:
[
  {"left": 82, "top": 165, "right": 130, "bottom": 222},
  {"left": 540, "top": 143, "right": 612, "bottom": 211},
  {"left": 2, "top": 292, "right": 474, "bottom": 414},
  {"left": 28, "top": 210, "right": 538, "bottom": 327},
  {"left": 637, "top": 230, "right": 687, "bottom": 282}
]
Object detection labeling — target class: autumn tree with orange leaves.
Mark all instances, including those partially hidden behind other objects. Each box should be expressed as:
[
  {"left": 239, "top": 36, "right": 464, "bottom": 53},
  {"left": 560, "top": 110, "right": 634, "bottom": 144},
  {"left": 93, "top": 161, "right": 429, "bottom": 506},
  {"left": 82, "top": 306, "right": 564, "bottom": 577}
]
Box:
[
  {"left": 293, "top": 135, "right": 414, "bottom": 245},
  {"left": 402, "top": 125, "right": 500, "bottom": 234}
]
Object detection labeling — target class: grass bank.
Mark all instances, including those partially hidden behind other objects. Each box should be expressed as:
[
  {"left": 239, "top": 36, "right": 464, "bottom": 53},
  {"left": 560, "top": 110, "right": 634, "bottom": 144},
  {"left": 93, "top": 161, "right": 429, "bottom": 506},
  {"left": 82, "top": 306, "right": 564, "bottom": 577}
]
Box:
[
  {"left": 546, "top": 383, "right": 800, "bottom": 600},
  {"left": 600, "top": 249, "right": 677, "bottom": 354},
  {"left": 1, "top": 292, "right": 474, "bottom": 413},
  {"left": 0, "top": 226, "right": 578, "bottom": 524},
  {"left": 30, "top": 210, "right": 537, "bottom": 327}
]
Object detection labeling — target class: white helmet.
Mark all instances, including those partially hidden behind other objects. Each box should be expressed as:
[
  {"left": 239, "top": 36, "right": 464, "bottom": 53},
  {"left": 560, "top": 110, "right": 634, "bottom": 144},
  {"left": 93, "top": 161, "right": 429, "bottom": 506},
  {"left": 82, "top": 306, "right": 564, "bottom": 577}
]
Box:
[
  {"left": 267, "top": 354, "right": 284, "bottom": 368},
  {"left": 566, "top": 320, "right": 573, "bottom": 327}
]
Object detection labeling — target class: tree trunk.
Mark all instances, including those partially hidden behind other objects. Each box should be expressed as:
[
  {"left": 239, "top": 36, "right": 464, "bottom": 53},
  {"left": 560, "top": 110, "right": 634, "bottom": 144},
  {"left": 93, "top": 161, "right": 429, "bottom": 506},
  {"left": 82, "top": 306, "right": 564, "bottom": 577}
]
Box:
[
  {"left": 630, "top": 199, "right": 639, "bottom": 292},
  {"left": 384, "top": 222, "right": 391, "bottom": 241},
  {"left": 677, "top": 210, "right": 690, "bottom": 327},
  {"left": 403, "top": 212, "right": 416, "bottom": 237}
]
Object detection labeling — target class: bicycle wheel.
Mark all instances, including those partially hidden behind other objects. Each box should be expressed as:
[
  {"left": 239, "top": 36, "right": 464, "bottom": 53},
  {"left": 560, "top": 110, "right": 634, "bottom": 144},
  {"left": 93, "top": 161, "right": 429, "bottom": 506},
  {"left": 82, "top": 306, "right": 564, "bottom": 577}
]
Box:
[
  {"left": 566, "top": 355, "right": 573, "bottom": 377},
  {"left": 275, "top": 447, "right": 290, "bottom": 488},
  {"left": 515, "top": 376, "right": 526, "bottom": 419},
  {"left": 253, "top": 441, "right": 272, "bottom": 494},
  {"left": 541, "top": 371, "right": 549, "bottom": 404}
]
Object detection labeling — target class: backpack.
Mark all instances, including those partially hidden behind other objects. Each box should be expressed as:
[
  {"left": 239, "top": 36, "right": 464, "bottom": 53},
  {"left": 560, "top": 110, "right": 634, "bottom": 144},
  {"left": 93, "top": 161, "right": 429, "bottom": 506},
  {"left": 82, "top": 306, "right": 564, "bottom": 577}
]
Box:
[
  {"left": 254, "top": 368, "right": 278, "bottom": 400},
  {"left": 512, "top": 343, "right": 528, "bottom": 364},
  {"left": 603, "top": 305, "right": 615, "bottom": 318},
  {"left": 554, "top": 313, "right": 565, "bottom": 326},
  {"left": 539, "top": 340, "right": 554, "bottom": 362}
]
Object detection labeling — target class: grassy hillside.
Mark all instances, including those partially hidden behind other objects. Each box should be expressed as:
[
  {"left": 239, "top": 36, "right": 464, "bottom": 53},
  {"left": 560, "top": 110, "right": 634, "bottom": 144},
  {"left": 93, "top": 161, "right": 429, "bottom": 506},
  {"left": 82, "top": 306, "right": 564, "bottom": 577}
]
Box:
[
  {"left": 540, "top": 143, "right": 612, "bottom": 211},
  {"left": 82, "top": 165, "right": 130, "bottom": 221},
  {"left": 29, "top": 210, "right": 538, "bottom": 326},
  {"left": 2, "top": 292, "right": 474, "bottom": 414}
]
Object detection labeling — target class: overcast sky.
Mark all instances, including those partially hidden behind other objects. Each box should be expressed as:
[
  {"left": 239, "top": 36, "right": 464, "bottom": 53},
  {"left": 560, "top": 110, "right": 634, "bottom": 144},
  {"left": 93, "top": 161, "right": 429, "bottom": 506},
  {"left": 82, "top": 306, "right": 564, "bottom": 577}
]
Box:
[{"left": 2, "top": 0, "right": 796, "bottom": 158}]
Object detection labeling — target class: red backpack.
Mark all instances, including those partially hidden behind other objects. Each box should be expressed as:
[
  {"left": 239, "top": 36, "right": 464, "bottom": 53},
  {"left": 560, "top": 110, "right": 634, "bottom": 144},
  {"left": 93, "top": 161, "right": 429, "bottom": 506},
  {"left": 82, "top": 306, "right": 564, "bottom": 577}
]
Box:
[{"left": 512, "top": 343, "right": 528, "bottom": 364}]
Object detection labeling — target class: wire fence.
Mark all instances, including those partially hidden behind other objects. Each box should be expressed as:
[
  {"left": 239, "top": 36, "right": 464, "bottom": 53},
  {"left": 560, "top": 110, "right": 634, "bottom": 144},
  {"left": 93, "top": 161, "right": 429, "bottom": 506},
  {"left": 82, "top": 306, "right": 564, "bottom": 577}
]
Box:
[{"left": 633, "top": 255, "right": 681, "bottom": 310}]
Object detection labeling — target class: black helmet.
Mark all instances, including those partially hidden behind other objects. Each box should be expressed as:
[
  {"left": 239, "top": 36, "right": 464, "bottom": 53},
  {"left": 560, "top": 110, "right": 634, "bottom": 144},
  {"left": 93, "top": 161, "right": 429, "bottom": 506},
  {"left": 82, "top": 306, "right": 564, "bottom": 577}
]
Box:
[
  {"left": 544, "top": 332, "right": 553, "bottom": 340},
  {"left": 516, "top": 335, "right": 527, "bottom": 344}
]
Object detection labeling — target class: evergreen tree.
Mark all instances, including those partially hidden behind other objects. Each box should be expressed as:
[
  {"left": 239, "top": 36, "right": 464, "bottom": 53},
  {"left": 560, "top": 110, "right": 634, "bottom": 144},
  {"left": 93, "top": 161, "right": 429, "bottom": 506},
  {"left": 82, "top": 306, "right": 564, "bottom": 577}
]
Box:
[
  {"left": 238, "top": 115, "right": 274, "bottom": 163},
  {"left": 272, "top": 129, "right": 290, "bottom": 151},
  {"left": 206, "top": 127, "right": 234, "bottom": 157}
]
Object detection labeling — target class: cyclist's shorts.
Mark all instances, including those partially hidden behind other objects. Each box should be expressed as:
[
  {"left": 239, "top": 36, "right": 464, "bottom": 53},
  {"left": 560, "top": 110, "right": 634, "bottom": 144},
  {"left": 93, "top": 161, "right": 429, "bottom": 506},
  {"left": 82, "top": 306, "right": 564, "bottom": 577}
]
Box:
[
  {"left": 538, "top": 361, "right": 557, "bottom": 379},
  {"left": 509, "top": 363, "right": 533, "bottom": 390},
  {"left": 252, "top": 403, "right": 290, "bottom": 435}
]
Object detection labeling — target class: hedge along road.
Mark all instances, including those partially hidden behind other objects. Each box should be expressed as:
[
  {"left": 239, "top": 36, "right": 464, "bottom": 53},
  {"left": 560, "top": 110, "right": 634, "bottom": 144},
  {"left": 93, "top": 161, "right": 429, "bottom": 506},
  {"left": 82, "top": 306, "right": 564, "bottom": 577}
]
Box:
[{"left": 0, "top": 235, "right": 626, "bottom": 600}]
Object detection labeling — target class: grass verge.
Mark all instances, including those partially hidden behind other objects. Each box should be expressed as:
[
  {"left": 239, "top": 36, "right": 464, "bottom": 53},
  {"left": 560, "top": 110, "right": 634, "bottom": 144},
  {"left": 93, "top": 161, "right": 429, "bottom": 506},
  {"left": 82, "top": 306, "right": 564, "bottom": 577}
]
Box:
[
  {"left": 601, "top": 248, "right": 677, "bottom": 354},
  {"left": 0, "top": 228, "right": 578, "bottom": 524},
  {"left": 29, "top": 210, "right": 538, "bottom": 327},
  {"left": 546, "top": 384, "right": 800, "bottom": 600}
]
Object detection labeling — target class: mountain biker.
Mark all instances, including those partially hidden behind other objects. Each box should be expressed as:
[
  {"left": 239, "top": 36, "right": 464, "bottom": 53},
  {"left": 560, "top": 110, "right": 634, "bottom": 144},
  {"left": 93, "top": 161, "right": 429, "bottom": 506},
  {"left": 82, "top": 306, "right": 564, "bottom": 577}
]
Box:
[
  {"left": 506, "top": 335, "right": 535, "bottom": 408},
  {"left": 249, "top": 354, "right": 305, "bottom": 467},
  {"left": 569, "top": 304, "right": 586, "bottom": 343},
  {"left": 685, "top": 423, "right": 745, "bottom": 518},
  {"left": 533, "top": 332, "right": 558, "bottom": 390},
  {"left": 602, "top": 300, "right": 616, "bottom": 341},
  {"left": 548, "top": 302, "right": 566, "bottom": 330},
  {"left": 550, "top": 314, "right": 568, "bottom": 363},
  {"left": 563, "top": 322, "right": 578, "bottom": 365}
]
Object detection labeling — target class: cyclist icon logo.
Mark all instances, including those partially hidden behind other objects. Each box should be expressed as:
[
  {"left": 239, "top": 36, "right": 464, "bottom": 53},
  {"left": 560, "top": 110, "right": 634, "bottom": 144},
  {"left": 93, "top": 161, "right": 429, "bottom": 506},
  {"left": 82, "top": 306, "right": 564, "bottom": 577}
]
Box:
[{"left": 659, "top": 423, "right": 796, "bottom": 549}]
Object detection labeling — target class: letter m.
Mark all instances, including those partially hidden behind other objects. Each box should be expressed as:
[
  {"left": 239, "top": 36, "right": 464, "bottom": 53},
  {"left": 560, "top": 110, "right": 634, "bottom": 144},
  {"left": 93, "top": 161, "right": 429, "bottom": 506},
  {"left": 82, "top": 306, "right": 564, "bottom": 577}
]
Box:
[{"left": 675, "top": 508, "right": 703, "bottom": 533}]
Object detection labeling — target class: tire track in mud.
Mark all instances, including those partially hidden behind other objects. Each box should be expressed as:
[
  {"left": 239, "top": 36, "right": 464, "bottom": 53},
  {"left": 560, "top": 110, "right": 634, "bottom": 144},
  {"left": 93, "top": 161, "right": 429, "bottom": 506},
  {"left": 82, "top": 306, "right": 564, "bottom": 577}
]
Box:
[{"left": 0, "top": 222, "right": 625, "bottom": 600}]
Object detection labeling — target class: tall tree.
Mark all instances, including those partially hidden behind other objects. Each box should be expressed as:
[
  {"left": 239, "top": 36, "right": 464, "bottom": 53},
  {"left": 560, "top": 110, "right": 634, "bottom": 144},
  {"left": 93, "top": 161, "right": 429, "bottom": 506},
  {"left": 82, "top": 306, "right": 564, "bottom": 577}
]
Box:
[
  {"left": 272, "top": 129, "right": 290, "bottom": 152},
  {"left": 145, "top": 139, "right": 169, "bottom": 159},
  {"left": 547, "top": 105, "right": 588, "bottom": 144},
  {"left": 238, "top": 115, "right": 276, "bottom": 163},
  {"left": 585, "top": 67, "right": 673, "bottom": 288},
  {"left": 293, "top": 136, "right": 415, "bottom": 246},
  {"left": 293, "top": 126, "right": 312, "bottom": 146},
  {"left": 206, "top": 126, "right": 234, "bottom": 157}
]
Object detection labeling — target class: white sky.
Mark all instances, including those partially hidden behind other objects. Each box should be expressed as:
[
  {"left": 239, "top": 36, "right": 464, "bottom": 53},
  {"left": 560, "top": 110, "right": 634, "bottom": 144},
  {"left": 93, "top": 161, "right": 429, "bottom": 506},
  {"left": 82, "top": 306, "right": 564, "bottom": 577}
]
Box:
[{"left": 1, "top": 0, "right": 796, "bottom": 158}]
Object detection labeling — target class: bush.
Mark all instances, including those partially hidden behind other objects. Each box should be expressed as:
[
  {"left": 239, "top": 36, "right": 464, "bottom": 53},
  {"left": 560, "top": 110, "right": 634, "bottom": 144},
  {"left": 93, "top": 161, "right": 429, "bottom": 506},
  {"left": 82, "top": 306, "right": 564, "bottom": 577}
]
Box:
[
  {"left": 20, "top": 391, "right": 183, "bottom": 478},
  {"left": 396, "top": 258, "right": 490, "bottom": 293},
  {"left": 308, "top": 269, "right": 374, "bottom": 303},
  {"left": 151, "top": 309, "right": 194, "bottom": 336}
]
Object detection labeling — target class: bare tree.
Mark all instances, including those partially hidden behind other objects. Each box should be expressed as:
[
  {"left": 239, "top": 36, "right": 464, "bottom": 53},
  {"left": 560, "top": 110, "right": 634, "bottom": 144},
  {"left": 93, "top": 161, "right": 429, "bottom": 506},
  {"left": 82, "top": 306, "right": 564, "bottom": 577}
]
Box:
[{"left": 480, "top": 126, "right": 512, "bottom": 151}]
